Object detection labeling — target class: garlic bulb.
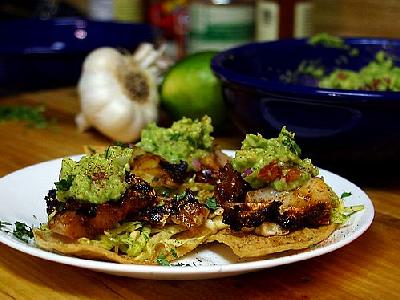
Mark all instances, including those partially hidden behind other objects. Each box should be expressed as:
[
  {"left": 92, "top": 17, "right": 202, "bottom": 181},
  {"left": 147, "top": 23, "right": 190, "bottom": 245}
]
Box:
[{"left": 76, "top": 44, "right": 166, "bottom": 142}]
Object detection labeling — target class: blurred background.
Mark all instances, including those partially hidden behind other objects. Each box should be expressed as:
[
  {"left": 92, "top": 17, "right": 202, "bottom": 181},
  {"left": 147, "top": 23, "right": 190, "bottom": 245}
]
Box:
[
  {"left": 0, "top": 0, "right": 398, "bottom": 94},
  {"left": 1, "top": 0, "right": 398, "bottom": 57},
  {"left": 0, "top": 0, "right": 399, "bottom": 181}
]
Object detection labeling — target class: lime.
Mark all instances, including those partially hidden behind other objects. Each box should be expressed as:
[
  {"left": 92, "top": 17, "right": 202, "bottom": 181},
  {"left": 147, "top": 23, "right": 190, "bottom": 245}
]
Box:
[{"left": 160, "top": 51, "right": 227, "bottom": 129}]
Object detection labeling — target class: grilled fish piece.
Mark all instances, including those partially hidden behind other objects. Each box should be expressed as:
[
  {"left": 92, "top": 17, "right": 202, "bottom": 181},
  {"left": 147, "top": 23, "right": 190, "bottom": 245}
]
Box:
[
  {"left": 47, "top": 175, "right": 156, "bottom": 240},
  {"left": 214, "top": 164, "right": 251, "bottom": 204},
  {"left": 221, "top": 177, "right": 337, "bottom": 231},
  {"left": 137, "top": 190, "right": 209, "bottom": 230},
  {"left": 131, "top": 153, "right": 188, "bottom": 189}
]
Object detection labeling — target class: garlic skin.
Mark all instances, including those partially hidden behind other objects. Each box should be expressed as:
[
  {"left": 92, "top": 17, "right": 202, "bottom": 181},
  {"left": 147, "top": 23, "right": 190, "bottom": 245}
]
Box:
[{"left": 76, "top": 44, "right": 165, "bottom": 142}]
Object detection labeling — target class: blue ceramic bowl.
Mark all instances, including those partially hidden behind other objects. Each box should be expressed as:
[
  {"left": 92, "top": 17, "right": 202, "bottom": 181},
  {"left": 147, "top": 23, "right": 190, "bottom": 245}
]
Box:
[
  {"left": 211, "top": 38, "right": 400, "bottom": 174},
  {"left": 0, "top": 18, "right": 155, "bottom": 93}
]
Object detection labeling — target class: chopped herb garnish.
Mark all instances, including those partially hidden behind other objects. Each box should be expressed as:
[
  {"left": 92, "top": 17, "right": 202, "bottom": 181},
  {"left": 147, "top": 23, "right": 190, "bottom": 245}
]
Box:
[
  {"left": 0, "top": 221, "right": 33, "bottom": 244},
  {"left": 169, "top": 132, "right": 181, "bottom": 141},
  {"left": 281, "top": 130, "right": 301, "bottom": 156},
  {"left": 0, "top": 221, "right": 11, "bottom": 232},
  {"left": 160, "top": 189, "right": 171, "bottom": 197},
  {"left": 156, "top": 254, "right": 170, "bottom": 266},
  {"left": 13, "top": 221, "right": 34, "bottom": 243},
  {"left": 308, "top": 244, "right": 318, "bottom": 250},
  {"left": 170, "top": 248, "right": 178, "bottom": 259},
  {"left": 341, "top": 192, "right": 352, "bottom": 199},
  {"left": 0, "top": 105, "right": 51, "bottom": 128},
  {"left": 105, "top": 147, "right": 111, "bottom": 159},
  {"left": 54, "top": 175, "right": 75, "bottom": 191},
  {"left": 175, "top": 190, "right": 187, "bottom": 201},
  {"left": 113, "top": 141, "right": 129, "bottom": 148},
  {"left": 205, "top": 197, "right": 218, "bottom": 211}
]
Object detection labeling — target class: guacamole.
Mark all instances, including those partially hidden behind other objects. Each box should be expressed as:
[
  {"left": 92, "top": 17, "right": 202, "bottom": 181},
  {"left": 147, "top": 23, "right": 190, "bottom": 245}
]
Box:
[
  {"left": 137, "top": 116, "right": 214, "bottom": 164},
  {"left": 56, "top": 146, "right": 133, "bottom": 204},
  {"left": 232, "top": 127, "right": 318, "bottom": 190},
  {"left": 308, "top": 32, "right": 359, "bottom": 56},
  {"left": 308, "top": 32, "right": 347, "bottom": 49},
  {"left": 319, "top": 51, "right": 400, "bottom": 91}
]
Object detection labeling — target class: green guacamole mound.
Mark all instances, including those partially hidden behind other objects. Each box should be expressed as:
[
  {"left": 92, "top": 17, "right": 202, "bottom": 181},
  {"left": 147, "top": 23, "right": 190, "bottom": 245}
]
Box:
[
  {"left": 232, "top": 127, "right": 318, "bottom": 190},
  {"left": 137, "top": 116, "right": 214, "bottom": 164},
  {"left": 319, "top": 51, "right": 400, "bottom": 91},
  {"left": 56, "top": 146, "right": 133, "bottom": 204}
]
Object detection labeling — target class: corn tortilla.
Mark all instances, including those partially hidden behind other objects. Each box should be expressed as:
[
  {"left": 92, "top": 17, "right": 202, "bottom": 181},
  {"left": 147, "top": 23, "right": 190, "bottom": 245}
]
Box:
[
  {"left": 33, "top": 225, "right": 217, "bottom": 264},
  {"left": 206, "top": 223, "right": 338, "bottom": 258}
]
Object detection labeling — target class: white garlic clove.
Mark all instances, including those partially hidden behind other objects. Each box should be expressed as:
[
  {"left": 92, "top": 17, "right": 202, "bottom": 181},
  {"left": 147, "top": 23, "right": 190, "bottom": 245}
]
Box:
[
  {"left": 82, "top": 47, "right": 121, "bottom": 72},
  {"left": 76, "top": 44, "right": 164, "bottom": 142}
]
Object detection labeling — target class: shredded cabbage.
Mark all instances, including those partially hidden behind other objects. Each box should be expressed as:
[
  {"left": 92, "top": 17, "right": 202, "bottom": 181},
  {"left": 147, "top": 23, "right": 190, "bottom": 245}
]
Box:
[
  {"left": 79, "top": 222, "right": 189, "bottom": 263},
  {"left": 331, "top": 194, "right": 364, "bottom": 224},
  {"left": 79, "top": 222, "right": 150, "bottom": 255}
]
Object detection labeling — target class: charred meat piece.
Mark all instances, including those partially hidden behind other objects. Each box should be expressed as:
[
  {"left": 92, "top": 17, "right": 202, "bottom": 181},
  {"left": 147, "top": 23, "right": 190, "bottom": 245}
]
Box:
[
  {"left": 192, "top": 150, "right": 230, "bottom": 183},
  {"left": 46, "top": 189, "right": 98, "bottom": 217},
  {"left": 47, "top": 174, "right": 156, "bottom": 240},
  {"left": 276, "top": 202, "right": 332, "bottom": 231},
  {"left": 159, "top": 160, "right": 188, "bottom": 183},
  {"left": 223, "top": 202, "right": 281, "bottom": 231},
  {"left": 131, "top": 153, "right": 189, "bottom": 188},
  {"left": 194, "top": 169, "right": 219, "bottom": 185},
  {"left": 214, "top": 164, "right": 250, "bottom": 204},
  {"left": 137, "top": 190, "right": 209, "bottom": 230},
  {"left": 221, "top": 177, "right": 336, "bottom": 231}
]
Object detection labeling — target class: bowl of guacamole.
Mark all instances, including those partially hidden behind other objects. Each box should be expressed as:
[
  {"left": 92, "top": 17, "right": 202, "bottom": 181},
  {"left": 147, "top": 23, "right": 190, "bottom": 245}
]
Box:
[{"left": 211, "top": 36, "right": 400, "bottom": 176}]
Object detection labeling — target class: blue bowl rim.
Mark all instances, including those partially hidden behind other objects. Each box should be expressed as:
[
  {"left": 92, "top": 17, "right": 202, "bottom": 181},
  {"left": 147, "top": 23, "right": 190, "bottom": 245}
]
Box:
[{"left": 211, "top": 37, "right": 400, "bottom": 102}]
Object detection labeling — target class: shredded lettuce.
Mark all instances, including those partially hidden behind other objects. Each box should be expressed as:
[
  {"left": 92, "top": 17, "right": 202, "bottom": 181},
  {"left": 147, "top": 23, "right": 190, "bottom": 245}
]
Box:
[
  {"left": 331, "top": 192, "right": 364, "bottom": 224},
  {"left": 79, "top": 222, "right": 150, "bottom": 256},
  {"left": 79, "top": 222, "right": 187, "bottom": 263}
]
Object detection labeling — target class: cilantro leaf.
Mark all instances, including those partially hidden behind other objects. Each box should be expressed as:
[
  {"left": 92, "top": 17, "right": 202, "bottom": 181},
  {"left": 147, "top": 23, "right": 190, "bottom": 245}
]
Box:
[
  {"left": 12, "top": 222, "right": 33, "bottom": 243},
  {"left": 0, "top": 221, "right": 34, "bottom": 244},
  {"left": 341, "top": 192, "right": 352, "bottom": 199},
  {"left": 105, "top": 147, "right": 111, "bottom": 159},
  {"left": 0, "top": 221, "right": 11, "bottom": 233},
  {"left": 280, "top": 129, "right": 301, "bottom": 156},
  {"left": 205, "top": 197, "right": 218, "bottom": 211},
  {"left": 175, "top": 190, "right": 187, "bottom": 201},
  {"left": 0, "top": 105, "right": 51, "bottom": 128},
  {"left": 156, "top": 254, "right": 170, "bottom": 266},
  {"left": 170, "top": 248, "right": 178, "bottom": 259},
  {"left": 54, "top": 175, "right": 75, "bottom": 191}
]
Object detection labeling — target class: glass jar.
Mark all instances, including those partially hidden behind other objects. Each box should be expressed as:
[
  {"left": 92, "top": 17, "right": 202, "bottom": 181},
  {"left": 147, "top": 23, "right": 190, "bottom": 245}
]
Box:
[
  {"left": 188, "top": 0, "right": 255, "bottom": 53},
  {"left": 255, "top": 0, "right": 313, "bottom": 41},
  {"left": 89, "top": 0, "right": 144, "bottom": 22}
]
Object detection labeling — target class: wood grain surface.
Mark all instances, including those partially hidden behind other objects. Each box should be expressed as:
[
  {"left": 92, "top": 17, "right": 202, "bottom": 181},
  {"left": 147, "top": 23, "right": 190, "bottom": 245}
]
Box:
[
  {"left": 312, "top": 0, "right": 400, "bottom": 39},
  {"left": 0, "top": 88, "right": 399, "bottom": 299}
]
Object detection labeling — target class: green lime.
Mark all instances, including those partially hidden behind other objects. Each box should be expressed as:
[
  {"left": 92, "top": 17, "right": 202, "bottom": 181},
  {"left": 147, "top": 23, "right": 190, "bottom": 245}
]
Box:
[{"left": 160, "top": 51, "right": 227, "bottom": 129}]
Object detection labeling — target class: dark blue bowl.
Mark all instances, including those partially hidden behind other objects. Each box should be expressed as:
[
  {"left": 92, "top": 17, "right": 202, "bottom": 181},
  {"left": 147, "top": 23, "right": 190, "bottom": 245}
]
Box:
[
  {"left": 0, "top": 18, "right": 155, "bottom": 93},
  {"left": 211, "top": 38, "right": 400, "bottom": 175}
]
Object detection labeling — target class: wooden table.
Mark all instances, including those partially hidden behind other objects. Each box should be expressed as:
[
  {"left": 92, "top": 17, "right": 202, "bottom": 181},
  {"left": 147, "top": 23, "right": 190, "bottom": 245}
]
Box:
[{"left": 0, "top": 88, "right": 398, "bottom": 299}]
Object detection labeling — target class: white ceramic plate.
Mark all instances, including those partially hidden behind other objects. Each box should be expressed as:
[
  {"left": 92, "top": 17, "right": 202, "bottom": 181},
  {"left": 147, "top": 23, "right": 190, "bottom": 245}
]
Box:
[{"left": 0, "top": 151, "right": 374, "bottom": 280}]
